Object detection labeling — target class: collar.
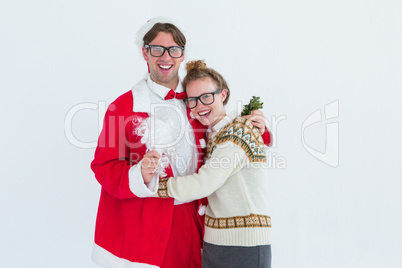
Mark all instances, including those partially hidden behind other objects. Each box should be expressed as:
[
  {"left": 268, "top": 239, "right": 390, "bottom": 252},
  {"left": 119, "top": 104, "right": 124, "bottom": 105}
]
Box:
[
  {"left": 207, "top": 115, "right": 232, "bottom": 139},
  {"left": 132, "top": 74, "right": 184, "bottom": 114},
  {"left": 146, "top": 74, "right": 184, "bottom": 99},
  {"left": 211, "top": 115, "right": 232, "bottom": 132}
]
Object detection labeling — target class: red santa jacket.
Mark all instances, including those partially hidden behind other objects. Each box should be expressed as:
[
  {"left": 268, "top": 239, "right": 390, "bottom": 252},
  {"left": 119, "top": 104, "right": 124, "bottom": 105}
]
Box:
[{"left": 91, "top": 90, "right": 211, "bottom": 267}]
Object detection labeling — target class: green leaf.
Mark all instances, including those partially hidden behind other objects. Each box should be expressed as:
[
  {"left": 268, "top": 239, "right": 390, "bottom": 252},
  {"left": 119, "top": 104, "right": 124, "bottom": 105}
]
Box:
[{"left": 241, "top": 96, "right": 264, "bottom": 116}]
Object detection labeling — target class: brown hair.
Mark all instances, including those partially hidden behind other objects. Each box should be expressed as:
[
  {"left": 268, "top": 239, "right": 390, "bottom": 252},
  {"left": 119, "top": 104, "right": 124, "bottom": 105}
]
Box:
[
  {"left": 183, "top": 60, "right": 230, "bottom": 105},
  {"left": 143, "top": 23, "right": 186, "bottom": 47}
]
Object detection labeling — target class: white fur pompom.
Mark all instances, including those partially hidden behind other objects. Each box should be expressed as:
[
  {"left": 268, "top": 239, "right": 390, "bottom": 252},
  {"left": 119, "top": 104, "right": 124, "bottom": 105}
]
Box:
[
  {"left": 198, "top": 205, "right": 207, "bottom": 216},
  {"left": 199, "top": 138, "right": 206, "bottom": 149}
]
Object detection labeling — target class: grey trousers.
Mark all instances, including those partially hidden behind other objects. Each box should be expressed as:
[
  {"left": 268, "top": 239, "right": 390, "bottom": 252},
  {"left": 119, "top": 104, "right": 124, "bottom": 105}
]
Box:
[{"left": 202, "top": 241, "right": 272, "bottom": 268}]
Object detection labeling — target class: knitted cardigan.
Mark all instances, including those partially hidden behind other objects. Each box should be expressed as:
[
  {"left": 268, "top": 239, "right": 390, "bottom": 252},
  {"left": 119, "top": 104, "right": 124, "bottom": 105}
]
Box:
[{"left": 156, "top": 117, "right": 272, "bottom": 247}]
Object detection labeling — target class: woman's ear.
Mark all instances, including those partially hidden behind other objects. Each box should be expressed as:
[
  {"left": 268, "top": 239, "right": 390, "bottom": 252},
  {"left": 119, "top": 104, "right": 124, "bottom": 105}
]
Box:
[{"left": 221, "top": 89, "right": 228, "bottom": 102}]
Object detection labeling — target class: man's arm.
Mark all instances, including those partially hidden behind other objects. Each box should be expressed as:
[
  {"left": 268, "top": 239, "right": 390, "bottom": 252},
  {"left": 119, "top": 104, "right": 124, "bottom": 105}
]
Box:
[
  {"left": 243, "top": 110, "right": 271, "bottom": 146},
  {"left": 91, "top": 97, "right": 158, "bottom": 199}
]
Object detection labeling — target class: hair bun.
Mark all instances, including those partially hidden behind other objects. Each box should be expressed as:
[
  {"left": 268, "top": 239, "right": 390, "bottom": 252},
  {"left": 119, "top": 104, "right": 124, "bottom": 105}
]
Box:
[{"left": 185, "top": 60, "right": 207, "bottom": 73}]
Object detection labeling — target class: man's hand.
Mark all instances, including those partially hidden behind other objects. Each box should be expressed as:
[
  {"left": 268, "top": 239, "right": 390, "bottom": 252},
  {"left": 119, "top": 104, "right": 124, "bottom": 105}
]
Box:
[
  {"left": 242, "top": 110, "right": 266, "bottom": 135},
  {"left": 141, "top": 151, "right": 160, "bottom": 184}
]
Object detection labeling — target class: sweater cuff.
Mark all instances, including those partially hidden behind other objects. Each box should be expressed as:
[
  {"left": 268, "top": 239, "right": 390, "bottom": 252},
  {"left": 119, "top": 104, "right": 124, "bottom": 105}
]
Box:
[
  {"left": 157, "top": 178, "right": 170, "bottom": 198},
  {"left": 128, "top": 160, "right": 159, "bottom": 197}
]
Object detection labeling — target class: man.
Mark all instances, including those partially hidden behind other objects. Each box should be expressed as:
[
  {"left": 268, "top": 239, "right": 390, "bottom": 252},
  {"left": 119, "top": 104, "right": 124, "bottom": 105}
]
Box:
[{"left": 91, "top": 18, "right": 270, "bottom": 268}]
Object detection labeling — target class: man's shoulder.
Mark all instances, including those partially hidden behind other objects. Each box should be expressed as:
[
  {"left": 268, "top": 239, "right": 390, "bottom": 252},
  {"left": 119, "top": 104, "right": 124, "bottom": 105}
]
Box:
[
  {"left": 109, "top": 88, "right": 150, "bottom": 119},
  {"left": 111, "top": 77, "right": 147, "bottom": 108},
  {"left": 109, "top": 90, "right": 133, "bottom": 113},
  {"left": 113, "top": 90, "right": 133, "bottom": 103}
]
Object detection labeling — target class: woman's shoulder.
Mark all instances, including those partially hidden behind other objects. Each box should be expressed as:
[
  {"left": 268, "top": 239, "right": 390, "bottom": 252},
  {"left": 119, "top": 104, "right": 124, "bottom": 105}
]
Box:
[
  {"left": 217, "top": 116, "right": 262, "bottom": 142},
  {"left": 227, "top": 116, "right": 256, "bottom": 132},
  {"left": 211, "top": 116, "right": 267, "bottom": 163}
]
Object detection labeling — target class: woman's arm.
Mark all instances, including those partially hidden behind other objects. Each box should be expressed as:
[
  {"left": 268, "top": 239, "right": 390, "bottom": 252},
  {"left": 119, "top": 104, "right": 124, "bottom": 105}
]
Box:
[
  {"left": 152, "top": 117, "right": 267, "bottom": 202},
  {"left": 158, "top": 142, "right": 247, "bottom": 202}
]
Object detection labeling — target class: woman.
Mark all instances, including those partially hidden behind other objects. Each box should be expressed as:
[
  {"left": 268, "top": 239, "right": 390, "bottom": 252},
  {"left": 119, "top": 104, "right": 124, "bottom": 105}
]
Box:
[{"left": 148, "top": 60, "right": 272, "bottom": 268}]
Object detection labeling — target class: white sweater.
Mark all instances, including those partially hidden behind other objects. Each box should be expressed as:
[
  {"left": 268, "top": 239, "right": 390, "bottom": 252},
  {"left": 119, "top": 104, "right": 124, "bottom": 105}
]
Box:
[{"left": 157, "top": 116, "right": 271, "bottom": 247}]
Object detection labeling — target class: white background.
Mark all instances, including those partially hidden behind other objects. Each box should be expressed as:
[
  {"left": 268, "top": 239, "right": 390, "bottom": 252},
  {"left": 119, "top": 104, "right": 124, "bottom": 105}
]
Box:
[{"left": 1, "top": 0, "right": 401, "bottom": 267}]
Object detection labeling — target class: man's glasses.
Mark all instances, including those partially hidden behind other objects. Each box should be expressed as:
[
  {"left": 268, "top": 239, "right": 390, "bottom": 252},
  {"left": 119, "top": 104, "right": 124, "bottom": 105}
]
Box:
[
  {"left": 145, "top": 45, "right": 184, "bottom": 58},
  {"left": 184, "top": 89, "right": 223, "bottom": 109}
]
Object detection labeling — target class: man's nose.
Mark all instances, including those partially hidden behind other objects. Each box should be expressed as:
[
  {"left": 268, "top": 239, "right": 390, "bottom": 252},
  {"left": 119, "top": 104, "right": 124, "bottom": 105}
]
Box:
[{"left": 161, "top": 49, "right": 172, "bottom": 60}]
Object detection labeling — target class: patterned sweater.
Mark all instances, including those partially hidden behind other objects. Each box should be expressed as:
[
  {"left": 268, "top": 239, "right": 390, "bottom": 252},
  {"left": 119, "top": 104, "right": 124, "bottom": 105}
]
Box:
[{"left": 157, "top": 116, "right": 271, "bottom": 247}]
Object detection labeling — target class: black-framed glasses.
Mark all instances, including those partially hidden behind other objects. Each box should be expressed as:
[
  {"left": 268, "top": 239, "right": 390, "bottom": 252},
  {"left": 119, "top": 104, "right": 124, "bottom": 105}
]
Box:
[
  {"left": 184, "top": 89, "right": 223, "bottom": 109},
  {"left": 145, "top": 45, "right": 185, "bottom": 58}
]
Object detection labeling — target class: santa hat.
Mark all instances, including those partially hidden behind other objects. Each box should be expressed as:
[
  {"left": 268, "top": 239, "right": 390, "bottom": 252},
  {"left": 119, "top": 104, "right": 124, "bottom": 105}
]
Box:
[{"left": 135, "top": 17, "right": 179, "bottom": 50}]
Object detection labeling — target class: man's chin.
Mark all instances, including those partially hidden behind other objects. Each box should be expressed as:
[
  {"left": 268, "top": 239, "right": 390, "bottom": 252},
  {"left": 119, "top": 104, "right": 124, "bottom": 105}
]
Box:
[{"left": 151, "top": 72, "right": 177, "bottom": 86}]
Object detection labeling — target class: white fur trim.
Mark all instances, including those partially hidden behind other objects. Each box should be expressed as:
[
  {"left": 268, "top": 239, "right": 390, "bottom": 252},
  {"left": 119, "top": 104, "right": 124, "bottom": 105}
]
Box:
[
  {"left": 132, "top": 79, "right": 153, "bottom": 114},
  {"left": 92, "top": 243, "right": 159, "bottom": 268},
  {"left": 198, "top": 205, "right": 207, "bottom": 216},
  {"left": 128, "top": 161, "right": 159, "bottom": 197}
]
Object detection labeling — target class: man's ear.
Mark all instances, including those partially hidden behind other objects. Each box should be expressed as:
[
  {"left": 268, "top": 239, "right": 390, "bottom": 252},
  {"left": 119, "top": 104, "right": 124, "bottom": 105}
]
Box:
[
  {"left": 142, "top": 47, "right": 149, "bottom": 62},
  {"left": 180, "top": 51, "right": 185, "bottom": 63}
]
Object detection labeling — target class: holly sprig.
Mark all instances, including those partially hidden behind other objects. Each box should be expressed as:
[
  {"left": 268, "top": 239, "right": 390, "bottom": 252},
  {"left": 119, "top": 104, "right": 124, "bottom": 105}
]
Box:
[{"left": 241, "top": 96, "right": 264, "bottom": 116}]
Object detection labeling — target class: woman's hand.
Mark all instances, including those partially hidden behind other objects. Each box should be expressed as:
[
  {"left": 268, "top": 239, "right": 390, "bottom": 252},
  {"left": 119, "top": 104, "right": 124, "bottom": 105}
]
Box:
[{"left": 141, "top": 150, "right": 160, "bottom": 184}]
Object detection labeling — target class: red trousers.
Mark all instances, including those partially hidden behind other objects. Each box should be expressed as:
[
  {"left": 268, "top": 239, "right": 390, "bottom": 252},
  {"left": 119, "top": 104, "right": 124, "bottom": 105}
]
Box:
[{"left": 161, "top": 201, "right": 203, "bottom": 268}]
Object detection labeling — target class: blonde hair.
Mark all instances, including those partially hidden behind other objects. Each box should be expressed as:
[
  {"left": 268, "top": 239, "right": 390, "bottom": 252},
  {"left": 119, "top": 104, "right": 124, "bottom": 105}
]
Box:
[{"left": 182, "top": 60, "right": 230, "bottom": 105}]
